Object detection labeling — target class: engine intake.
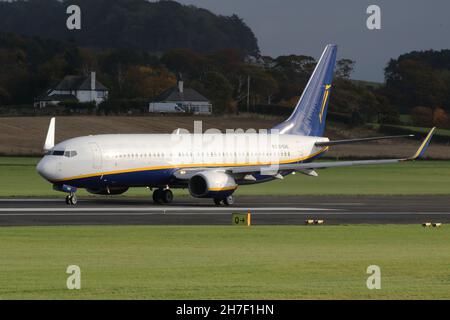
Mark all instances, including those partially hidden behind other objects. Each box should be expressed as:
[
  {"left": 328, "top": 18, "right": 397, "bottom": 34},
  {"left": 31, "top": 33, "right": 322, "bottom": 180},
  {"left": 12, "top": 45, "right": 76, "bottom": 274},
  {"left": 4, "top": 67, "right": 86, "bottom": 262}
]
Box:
[{"left": 188, "top": 171, "right": 237, "bottom": 198}]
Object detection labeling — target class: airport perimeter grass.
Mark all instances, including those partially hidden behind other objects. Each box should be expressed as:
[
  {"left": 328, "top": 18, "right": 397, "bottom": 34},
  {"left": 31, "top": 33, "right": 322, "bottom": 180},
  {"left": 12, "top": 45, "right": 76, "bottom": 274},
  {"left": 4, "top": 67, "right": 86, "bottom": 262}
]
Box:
[
  {"left": 1, "top": 157, "right": 450, "bottom": 196},
  {"left": 0, "top": 225, "right": 449, "bottom": 299}
]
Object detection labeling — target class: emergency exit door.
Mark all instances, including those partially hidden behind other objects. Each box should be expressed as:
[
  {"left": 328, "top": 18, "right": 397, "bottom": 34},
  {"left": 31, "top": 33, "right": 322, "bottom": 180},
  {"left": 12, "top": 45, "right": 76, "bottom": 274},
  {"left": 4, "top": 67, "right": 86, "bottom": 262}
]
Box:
[{"left": 89, "top": 142, "right": 102, "bottom": 169}]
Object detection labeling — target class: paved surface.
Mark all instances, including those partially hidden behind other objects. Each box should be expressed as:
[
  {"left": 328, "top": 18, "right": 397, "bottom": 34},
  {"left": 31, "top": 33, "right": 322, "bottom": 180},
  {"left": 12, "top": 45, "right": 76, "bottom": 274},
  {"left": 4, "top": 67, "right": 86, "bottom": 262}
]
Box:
[{"left": 0, "top": 195, "right": 449, "bottom": 226}]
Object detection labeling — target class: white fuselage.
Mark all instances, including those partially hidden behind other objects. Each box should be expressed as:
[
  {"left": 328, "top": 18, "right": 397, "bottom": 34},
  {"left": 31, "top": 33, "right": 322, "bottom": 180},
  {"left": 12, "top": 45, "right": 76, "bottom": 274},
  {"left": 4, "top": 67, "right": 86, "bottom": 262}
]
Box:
[{"left": 37, "top": 133, "right": 329, "bottom": 188}]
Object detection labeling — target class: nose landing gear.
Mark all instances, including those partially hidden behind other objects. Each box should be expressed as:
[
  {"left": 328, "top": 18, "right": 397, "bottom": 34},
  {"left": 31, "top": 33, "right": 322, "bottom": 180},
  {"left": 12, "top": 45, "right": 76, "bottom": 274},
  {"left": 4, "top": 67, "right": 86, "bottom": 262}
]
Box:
[
  {"left": 65, "top": 193, "right": 77, "bottom": 205},
  {"left": 152, "top": 188, "right": 173, "bottom": 204},
  {"left": 213, "top": 195, "right": 234, "bottom": 206}
]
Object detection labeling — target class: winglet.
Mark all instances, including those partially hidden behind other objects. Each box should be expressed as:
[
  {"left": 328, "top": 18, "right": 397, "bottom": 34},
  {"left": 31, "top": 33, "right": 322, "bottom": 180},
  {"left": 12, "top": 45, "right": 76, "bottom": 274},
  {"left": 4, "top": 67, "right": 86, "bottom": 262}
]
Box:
[
  {"left": 408, "top": 127, "right": 435, "bottom": 160},
  {"left": 43, "top": 117, "right": 55, "bottom": 151}
]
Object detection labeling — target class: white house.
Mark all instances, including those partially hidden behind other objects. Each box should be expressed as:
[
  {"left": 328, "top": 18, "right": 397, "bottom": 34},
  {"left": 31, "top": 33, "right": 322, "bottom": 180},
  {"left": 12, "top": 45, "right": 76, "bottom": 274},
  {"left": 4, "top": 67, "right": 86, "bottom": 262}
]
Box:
[
  {"left": 149, "top": 79, "right": 212, "bottom": 115},
  {"left": 34, "top": 72, "right": 108, "bottom": 108}
]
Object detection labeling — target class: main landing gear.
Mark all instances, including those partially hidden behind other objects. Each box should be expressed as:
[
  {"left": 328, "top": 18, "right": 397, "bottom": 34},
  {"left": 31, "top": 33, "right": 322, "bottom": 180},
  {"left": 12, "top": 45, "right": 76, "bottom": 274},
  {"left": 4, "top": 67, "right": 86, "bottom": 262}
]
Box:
[
  {"left": 213, "top": 195, "right": 234, "bottom": 206},
  {"left": 65, "top": 193, "right": 77, "bottom": 205},
  {"left": 152, "top": 188, "right": 173, "bottom": 204}
]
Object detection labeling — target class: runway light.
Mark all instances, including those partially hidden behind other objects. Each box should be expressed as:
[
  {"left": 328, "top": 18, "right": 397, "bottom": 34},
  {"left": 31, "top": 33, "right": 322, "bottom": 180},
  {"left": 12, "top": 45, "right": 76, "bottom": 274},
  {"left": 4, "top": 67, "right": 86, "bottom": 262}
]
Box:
[
  {"left": 422, "top": 222, "right": 432, "bottom": 227},
  {"left": 432, "top": 223, "right": 442, "bottom": 228},
  {"left": 315, "top": 220, "right": 324, "bottom": 225},
  {"left": 305, "top": 219, "right": 315, "bottom": 225}
]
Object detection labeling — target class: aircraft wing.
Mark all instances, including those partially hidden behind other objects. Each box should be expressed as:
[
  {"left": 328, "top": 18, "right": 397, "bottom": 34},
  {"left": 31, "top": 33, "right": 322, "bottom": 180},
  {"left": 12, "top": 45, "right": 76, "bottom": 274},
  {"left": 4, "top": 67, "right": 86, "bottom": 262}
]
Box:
[
  {"left": 173, "top": 127, "right": 435, "bottom": 180},
  {"left": 314, "top": 134, "right": 414, "bottom": 147}
]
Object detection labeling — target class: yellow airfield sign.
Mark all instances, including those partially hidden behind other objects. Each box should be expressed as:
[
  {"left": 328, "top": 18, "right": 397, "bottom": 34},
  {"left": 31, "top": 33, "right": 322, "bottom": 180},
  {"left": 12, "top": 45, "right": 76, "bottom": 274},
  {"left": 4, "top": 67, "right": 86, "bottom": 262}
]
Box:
[{"left": 232, "top": 212, "right": 251, "bottom": 226}]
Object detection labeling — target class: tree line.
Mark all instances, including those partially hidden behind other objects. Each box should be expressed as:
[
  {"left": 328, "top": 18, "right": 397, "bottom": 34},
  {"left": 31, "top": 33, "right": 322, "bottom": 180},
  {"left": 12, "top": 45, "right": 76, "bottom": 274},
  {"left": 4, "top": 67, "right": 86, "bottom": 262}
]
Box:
[
  {"left": 1, "top": 30, "right": 450, "bottom": 129},
  {"left": 0, "top": 0, "right": 259, "bottom": 56},
  {"left": 384, "top": 50, "right": 450, "bottom": 128},
  {"left": 0, "top": 31, "right": 387, "bottom": 120}
]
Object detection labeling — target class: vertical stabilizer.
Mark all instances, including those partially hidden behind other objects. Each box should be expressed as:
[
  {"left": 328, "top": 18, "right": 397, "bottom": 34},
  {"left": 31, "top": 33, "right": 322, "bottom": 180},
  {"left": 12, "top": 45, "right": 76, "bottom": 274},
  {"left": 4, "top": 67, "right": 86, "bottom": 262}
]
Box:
[{"left": 272, "top": 44, "right": 337, "bottom": 136}]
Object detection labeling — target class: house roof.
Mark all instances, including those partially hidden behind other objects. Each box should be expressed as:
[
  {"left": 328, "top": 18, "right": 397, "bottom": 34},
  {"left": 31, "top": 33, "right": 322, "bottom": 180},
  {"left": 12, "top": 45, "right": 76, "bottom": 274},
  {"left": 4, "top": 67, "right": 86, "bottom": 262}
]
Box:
[
  {"left": 54, "top": 75, "right": 108, "bottom": 91},
  {"left": 36, "top": 94, "right": 78, "bottom": 102},
  {"left": 156, "top": 87, "right": 209, "bottom": 102}
]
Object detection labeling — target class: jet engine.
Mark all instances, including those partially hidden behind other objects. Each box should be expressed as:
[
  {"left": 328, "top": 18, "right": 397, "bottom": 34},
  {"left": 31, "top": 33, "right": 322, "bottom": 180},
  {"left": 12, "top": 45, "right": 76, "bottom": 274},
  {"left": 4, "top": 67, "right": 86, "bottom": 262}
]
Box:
[
  {"left": 86, "top": 187, "right": 129, "bottom": 195},
  {"left": 188, "top": 171, "right": 237, "bottom": 198}
]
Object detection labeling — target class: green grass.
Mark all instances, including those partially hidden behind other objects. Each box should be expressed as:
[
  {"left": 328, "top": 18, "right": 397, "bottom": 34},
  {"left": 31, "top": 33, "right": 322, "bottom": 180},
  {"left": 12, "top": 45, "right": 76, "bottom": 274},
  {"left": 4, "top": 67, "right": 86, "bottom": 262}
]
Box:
[
  {"left": 394, "top": 125, "right": 450, "bottom": 137},
  {"left": 1, "top": 157, "right": 450, "bottom": 197},
  {"left": 399, "top": 114, "right": 412, "bottom": 125},
  {"left": 370, "top": 123, "right": 450, "bottom": 137},
  {"left": 0, "top": 225, "right": 449, "bottom": 299}
]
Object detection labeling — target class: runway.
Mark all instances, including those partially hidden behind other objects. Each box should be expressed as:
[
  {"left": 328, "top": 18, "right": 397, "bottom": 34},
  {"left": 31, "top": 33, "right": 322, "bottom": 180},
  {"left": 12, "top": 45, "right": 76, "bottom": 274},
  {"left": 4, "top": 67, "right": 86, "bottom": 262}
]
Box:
[{"left": 0, "top": 195, "right": 449, "bottom": 226}]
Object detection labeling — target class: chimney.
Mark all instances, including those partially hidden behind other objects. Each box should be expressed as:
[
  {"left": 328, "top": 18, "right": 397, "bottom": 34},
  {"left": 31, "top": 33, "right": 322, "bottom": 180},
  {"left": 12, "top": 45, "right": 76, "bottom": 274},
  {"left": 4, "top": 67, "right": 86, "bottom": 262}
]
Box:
[
  {"left": 178, "top": 73, "right": 183, "bottom": 93},
  {"left": 90, "top": 71, "right": 96, "bottom": 91}
]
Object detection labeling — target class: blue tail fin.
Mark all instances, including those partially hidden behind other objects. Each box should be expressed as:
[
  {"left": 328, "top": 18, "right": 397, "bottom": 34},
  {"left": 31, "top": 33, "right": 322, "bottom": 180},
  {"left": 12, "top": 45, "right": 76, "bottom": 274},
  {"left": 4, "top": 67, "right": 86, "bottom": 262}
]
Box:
[{"left": 272, "top": 44, "right": 337, "bottom": 136}]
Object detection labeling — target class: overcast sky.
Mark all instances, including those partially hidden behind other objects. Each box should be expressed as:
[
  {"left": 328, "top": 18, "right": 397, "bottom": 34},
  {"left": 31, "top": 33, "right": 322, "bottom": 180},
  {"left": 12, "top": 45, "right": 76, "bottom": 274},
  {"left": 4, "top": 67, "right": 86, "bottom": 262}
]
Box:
[{"left": 176, "top": 0, "right": 450, "bottom": 82}]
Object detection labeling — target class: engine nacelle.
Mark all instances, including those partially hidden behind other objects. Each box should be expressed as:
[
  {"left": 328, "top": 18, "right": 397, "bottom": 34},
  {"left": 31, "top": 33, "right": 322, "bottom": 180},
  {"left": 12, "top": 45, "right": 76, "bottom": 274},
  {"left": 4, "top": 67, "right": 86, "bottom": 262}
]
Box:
[
  {"left": 188, "top": 171, "right": 237, "bottom": 198},
  {"left": 86, "top": 187, "right": 129, "bottom": 195}
]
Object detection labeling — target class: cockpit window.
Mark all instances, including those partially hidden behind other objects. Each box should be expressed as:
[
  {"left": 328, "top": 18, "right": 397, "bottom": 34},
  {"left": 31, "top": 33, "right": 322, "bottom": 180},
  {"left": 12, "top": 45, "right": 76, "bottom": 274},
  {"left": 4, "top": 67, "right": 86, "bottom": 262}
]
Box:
[
  {"left": 47, "top": 150, "right": 77, "bottom": 157},
  {"left": 64, "top": 150, "right": 78, "bottom": 157}
]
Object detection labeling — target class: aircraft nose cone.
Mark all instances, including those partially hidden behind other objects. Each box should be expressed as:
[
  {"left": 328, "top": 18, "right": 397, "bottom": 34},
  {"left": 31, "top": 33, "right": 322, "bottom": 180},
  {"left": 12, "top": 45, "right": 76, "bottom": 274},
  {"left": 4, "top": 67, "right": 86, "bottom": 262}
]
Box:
[{"left": 36, "top": 158, "right": 55, "bottom": 181}]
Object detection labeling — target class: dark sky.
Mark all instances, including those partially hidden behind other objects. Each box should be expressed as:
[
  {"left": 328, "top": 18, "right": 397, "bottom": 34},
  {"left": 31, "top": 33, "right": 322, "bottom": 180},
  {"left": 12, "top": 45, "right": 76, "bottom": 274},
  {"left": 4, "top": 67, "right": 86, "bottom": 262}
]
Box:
[{"left": 176, "top": 0, "right": 450, "bottom": 82}]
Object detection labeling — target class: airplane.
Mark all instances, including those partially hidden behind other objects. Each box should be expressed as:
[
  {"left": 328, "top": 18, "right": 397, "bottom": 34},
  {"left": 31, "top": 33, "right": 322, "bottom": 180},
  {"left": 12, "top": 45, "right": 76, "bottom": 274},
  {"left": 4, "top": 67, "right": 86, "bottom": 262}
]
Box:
[{"left": 36, "top": 44, "right": 435, "bottom": 206}]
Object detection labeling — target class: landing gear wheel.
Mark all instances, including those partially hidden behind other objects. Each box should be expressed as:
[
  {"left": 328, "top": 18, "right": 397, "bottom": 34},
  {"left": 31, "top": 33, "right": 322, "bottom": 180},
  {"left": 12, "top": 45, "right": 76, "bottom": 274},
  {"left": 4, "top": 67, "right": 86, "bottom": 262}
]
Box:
[
  {"left": 213, "top": 198, "right": 222, "bottom": 206},
  {"left": 69, "top": 194, "right": 77, "bottom": 205},
  {"left": 66, "top": 194, "right": 77, "bottom": 205},
  {"left": 162, "top": 189, "right": 173, "bottom": 204},
  {"left": 152, "top": 189, "right": 164, "bottom": 204},
  {"left": 223, "top": 196, "right": 234, "bottom": 206}
]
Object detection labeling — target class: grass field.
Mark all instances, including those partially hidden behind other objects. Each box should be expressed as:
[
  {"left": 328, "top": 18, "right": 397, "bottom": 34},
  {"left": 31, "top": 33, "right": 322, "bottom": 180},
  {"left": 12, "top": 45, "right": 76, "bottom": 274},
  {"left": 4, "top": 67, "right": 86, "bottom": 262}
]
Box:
[
  {"left": 371, "top": 123, "right": 450, "bottom": 137},
  {"left": 1, "top": 157, "right": 450, "bottom": 197},
  {"left": 0, "top": 116, "right": 281, "bottom": 156},
  {"left": 395, "top": 125, "right": 450, "bottom": 137},
  {"left": 0, "top": 225, "right": 449, "bottom": 299}
]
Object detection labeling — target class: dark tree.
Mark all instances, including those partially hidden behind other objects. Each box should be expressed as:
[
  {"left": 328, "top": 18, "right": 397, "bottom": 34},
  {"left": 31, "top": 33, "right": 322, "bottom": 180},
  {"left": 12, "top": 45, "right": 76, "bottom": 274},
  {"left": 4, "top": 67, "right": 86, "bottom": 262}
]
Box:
[{"left": 0, "top": 0, "right": 260, "bottom": 56}]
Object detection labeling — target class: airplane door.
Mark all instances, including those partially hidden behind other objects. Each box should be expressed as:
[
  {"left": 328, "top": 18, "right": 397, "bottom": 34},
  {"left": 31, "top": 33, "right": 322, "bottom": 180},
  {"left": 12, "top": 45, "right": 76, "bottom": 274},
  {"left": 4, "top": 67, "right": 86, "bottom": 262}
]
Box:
[
  {"left": 56, "top": 159, "right": 62, "bottom": 174},
  {"left": 89, "top": 142, "right": 103, "bottom": 169}
]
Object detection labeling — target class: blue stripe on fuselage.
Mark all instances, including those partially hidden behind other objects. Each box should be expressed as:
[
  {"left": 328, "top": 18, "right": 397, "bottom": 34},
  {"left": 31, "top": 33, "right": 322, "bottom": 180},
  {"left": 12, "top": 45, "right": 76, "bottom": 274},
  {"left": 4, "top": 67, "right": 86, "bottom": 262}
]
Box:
[{"left": 56, "top": 150, "right": 327, "bottom": 189}]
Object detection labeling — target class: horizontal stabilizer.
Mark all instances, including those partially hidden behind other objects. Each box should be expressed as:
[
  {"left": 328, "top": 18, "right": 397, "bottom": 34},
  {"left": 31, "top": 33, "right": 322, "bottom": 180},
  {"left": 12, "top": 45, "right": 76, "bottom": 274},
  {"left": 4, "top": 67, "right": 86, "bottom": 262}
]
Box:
[{"left": 315, "top": 134, "right": 414, "bottom": 147}]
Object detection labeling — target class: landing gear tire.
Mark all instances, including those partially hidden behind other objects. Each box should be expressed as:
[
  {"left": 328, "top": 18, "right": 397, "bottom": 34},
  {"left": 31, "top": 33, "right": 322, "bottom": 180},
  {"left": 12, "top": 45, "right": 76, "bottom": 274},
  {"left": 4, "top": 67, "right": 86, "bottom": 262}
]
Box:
[
  {"left": 66, "top": 194, "right": 77, "bottom": 205},
  {"left": 213, "top": 196, "right": 234, "bottom": 206},
  {"left": 223, "top": 195, "right": 234, "bottom": 206},
  {"left": 152, "top": 189, "right": 164, "bottom": 204},
  {"left": 70, "top": 194, "right": 78, "bottom": 205},
  {"left": 162, "top": 189, "right": 173, "bottom": 204}
]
